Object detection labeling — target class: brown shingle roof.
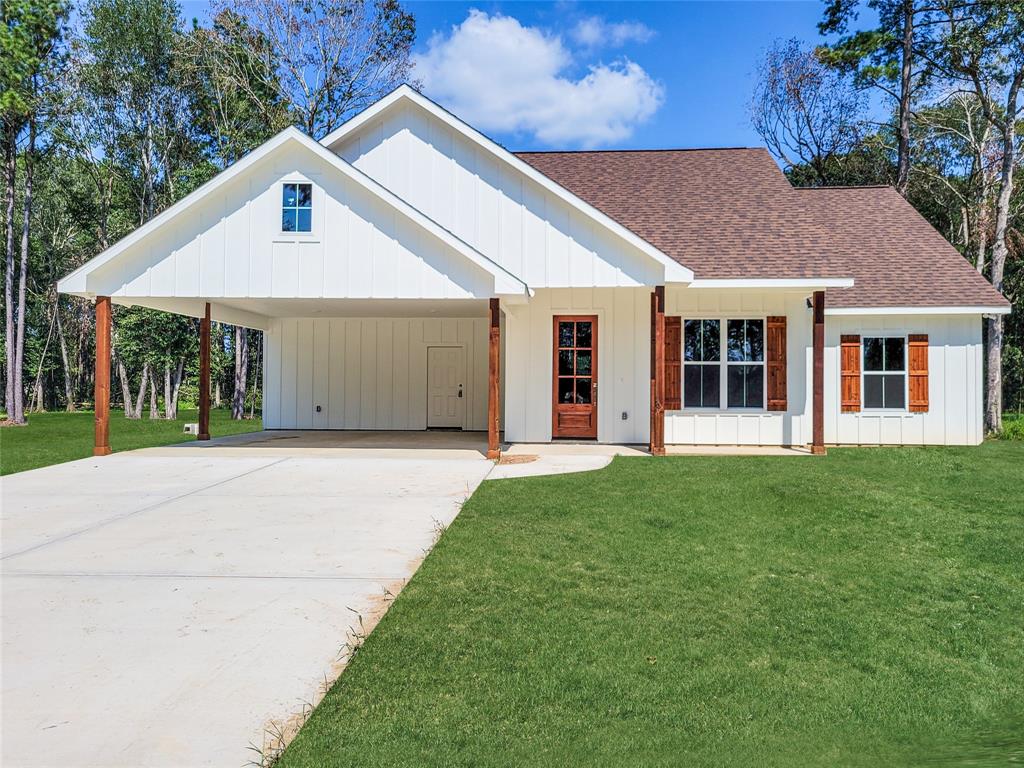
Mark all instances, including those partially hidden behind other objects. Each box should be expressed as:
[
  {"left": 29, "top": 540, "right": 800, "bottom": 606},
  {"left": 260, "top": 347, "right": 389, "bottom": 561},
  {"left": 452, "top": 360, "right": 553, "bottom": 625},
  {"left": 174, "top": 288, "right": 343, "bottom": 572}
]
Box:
[{"left": 516, "top": 148, "right": 1008, "bottom": 309}]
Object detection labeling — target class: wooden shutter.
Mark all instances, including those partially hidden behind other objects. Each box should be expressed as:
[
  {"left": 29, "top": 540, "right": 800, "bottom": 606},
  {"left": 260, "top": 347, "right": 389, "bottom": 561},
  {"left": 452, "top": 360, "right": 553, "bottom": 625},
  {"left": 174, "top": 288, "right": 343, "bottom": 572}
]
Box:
[
  {"left": 840, "top": 334, "right": 861, "bottom": 412},
  {"left": 766, "top": 316, "right": 787, "bottom": 411},
  {"left": 908, "top": 334, "right": 929, "bottom": 412},
  {"left": 664, "top": 316, "right": 681, "bottom": 410}
]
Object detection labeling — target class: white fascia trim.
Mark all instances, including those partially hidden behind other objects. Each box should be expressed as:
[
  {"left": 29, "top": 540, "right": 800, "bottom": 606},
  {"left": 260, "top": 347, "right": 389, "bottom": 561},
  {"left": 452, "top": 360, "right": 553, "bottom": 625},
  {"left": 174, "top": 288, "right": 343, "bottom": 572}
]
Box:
[
  {"left": 826, "top": 305, "right": 1011, "bottom": 316},
  {"left": 321, "top": 85, "right": 694, "bottom": 284},
  {"left": 58, "top": 126, "right": 529, "bottom": 299},
  {"left": 689, "top": 278, "right": 855, "bottom": 289}
]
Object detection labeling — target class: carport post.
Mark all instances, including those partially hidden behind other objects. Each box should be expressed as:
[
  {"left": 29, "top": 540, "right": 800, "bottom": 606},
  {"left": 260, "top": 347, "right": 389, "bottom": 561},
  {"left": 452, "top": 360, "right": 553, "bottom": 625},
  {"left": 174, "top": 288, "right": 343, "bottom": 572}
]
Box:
[
  {"left": 198, "top": 302, "right": 211, "bottom": 441},
  {"left": 811, "top": 290, "right": 826, "bottom": 455},
  {"left": 94, "top": 296, "right": 112, "bottom": 456},
  {"left": 649, "top": 286, "right": 666, "bottom": 456},
  {"left": 487, "top": 297, "right": 500, "bottom": 459}
]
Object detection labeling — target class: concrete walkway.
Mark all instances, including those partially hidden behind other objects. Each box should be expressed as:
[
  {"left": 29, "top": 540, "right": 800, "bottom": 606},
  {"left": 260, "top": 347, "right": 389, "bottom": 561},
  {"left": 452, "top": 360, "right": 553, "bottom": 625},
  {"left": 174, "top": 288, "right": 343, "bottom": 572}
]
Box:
[{"left": 1, "top": 443, "right": 491, "bottom": 767}]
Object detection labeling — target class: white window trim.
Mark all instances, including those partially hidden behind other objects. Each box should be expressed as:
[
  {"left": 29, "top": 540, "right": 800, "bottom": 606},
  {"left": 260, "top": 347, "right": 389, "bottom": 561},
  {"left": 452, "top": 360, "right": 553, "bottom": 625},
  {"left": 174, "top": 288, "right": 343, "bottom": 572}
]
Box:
[
  {"left": 681, "top": 316, "right": 767, "bottom": 413},
  {"left": 860, "top": 333, "right": 909, "bottom": 413},
  {"left": 280, "top": 180, "right": 314, "bottom": 237}
]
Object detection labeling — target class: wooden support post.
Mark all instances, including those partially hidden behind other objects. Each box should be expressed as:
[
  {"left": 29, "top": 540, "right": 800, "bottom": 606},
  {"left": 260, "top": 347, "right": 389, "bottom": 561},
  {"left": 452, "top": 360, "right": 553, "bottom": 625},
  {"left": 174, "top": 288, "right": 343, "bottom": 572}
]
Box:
[
  {"left": 94, "top": 296, "right": 112, "bottom": 456},
  {"left": 487, "top": 297, "right": 501, "bottom": 460},
  {"left": 812, "top": 290, "right": 826, "bottom": 455},
  {"left": 198, "top": 302, "right": 211, "bottom": 441},
  {"left": 650, "top": 286, "right": 666, "bottom": 456}
]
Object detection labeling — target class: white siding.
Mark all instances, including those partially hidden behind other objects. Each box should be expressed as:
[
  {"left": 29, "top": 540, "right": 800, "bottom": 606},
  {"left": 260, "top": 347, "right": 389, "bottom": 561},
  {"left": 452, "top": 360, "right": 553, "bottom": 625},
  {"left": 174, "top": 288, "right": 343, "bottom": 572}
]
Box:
[
  {"left": 86, "top": 144, "right": 495, "bottom": 301},
  {"left": 503, "top": 287, "right": 650, "bottom": 444},
  {"left": 826, "top": 313, "right": 984, "bottom": 446},
  {"left": 663, "top": 289, "right": 813, "bottom": 447},
  {"left": 336, "top": 104, "right": 663, "bottom": 289},
  {"left": 263, "top": 316, "right": 490, "bottom": 431}
]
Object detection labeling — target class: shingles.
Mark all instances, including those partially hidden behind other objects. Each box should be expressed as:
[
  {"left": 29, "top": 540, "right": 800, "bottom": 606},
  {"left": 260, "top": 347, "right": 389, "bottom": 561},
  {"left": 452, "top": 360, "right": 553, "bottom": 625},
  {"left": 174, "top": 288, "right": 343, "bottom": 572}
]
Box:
[{"left": 516, "top": 148, "right": 1008, "bottom": 309}]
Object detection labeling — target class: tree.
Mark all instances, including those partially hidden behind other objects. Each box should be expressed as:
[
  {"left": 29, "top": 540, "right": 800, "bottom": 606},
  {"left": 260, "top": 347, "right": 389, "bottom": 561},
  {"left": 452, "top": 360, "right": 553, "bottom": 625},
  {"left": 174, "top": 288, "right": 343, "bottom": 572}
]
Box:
[
  {"left": 819, "top": 0, "right": 941, "bottom": 197},
  {"left": 929, "top": 1, "right": 1024, "bottom": 434},
  {"left": 0, "top": 0, "right": 68, "bottom": 422},
  {"left": 751, "top": 39, "right": 868, "bottom": 185},
  {"left": 212, "top": 0, "right": 416, "bottom": 138}
]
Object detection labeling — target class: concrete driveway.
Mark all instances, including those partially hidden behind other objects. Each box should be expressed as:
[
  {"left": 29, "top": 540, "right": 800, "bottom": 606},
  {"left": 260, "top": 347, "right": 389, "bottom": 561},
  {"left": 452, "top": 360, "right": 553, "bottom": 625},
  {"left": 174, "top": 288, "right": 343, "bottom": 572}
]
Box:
[{"left": 1, "top": 434, "right": 492, "bottom": 767}]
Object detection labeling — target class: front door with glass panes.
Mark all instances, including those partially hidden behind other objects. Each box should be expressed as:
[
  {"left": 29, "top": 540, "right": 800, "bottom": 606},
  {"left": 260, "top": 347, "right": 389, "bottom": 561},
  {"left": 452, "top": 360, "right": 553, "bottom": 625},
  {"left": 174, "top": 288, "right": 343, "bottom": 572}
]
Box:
[{"left": 552, "top": 316, "right": 598, "bottom": 439}]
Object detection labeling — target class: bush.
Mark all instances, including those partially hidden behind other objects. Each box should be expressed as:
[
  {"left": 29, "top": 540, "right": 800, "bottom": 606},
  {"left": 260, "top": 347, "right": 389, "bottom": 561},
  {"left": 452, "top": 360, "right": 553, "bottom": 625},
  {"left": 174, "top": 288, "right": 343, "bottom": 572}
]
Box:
[{"left": 999, "top": 413, "right": 1024, "bottom": 440}]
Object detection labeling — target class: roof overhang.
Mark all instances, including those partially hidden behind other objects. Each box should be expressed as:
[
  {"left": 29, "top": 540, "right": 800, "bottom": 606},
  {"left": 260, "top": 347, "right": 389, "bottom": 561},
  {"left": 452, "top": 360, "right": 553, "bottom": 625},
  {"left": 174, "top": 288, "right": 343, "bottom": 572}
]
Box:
[
  {"left": 826, "top": 305, "right": 1011, "bottom": 316},
  {"left": 58, "top": 126, "right": 530, "bottom": 301},
  {"left": 321, "top": 85, "right": 694, "bottom": 285}
]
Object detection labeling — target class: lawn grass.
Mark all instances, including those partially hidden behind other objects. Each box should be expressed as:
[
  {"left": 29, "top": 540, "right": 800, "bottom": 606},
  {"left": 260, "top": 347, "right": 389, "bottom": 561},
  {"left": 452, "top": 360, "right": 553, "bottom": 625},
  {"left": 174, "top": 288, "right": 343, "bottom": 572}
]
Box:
[
  {"left": 281, "top": 443, "right": 1024, "bottom": 768},
  {"left": 0, "top": 409, "right": 261, "bottom": 475}
]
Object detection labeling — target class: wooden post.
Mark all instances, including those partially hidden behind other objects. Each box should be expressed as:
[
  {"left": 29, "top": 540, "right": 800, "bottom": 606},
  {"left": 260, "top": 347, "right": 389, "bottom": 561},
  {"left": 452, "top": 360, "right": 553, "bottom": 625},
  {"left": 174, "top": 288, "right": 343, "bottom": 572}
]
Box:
[
  {"left": 649, "top": 286, "right": 666, "bottom": 456},
  {"left": 94, "top": 296, "right": 112, "bottom": 456},
  {"left": 487, "top": 297, "right": 501, "bottom": 460},
  {"left": 812, "top": 290, "right": 826, "bottom": 455},
  {"left": 198, "top": 302, "right": 211, "bottom": 441}
]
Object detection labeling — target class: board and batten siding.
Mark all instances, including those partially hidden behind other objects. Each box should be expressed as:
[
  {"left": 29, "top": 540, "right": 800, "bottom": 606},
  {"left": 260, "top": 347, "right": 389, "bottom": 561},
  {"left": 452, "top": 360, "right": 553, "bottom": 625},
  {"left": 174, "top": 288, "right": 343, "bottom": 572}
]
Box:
[
  {"left": 335, "top": 103, "right": 664, "bottom": 289},
  {"left": 503, "top": 287, "right": 651, "bottom": 444},
  {"left": 825, "top": 313, "right": 984, "bottom": 446},
  {"left": 263, "top": 316, "right": 490, "bottom": 431},
  {"left": 86, "top": 142, "right": 495, "bottom": 301}
]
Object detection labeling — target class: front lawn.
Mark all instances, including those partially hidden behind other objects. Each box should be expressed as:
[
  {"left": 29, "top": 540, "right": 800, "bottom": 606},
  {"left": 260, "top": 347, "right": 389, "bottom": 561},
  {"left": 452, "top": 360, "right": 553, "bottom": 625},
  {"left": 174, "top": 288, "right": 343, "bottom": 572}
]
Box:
[
  {"left": 281, "top": 443, "right": 1023, "bottom": 767},
  {"left": 0, "top": 409, "right": 261, "bottom": 475}
]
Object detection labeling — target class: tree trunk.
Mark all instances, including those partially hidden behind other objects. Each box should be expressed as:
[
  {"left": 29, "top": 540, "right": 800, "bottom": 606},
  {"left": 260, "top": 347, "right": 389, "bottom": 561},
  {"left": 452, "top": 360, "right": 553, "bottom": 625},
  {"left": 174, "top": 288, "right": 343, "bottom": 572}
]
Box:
[
  {"left": 12, "top": 117, "right": 36, "bottom": 424},
  {"left": 149, "top": 370, "right": 159, "bottom": 419},
  {"left": 3, "top": 120, "right": 17, "bottom": 416},
  {"left": 164, "top": 362, "right": 172, "bottom": 419},
  {"left": 28, "top": 295, "right": 57, "bottom": 414},
  {"left": 248, "top": 331, "right": 261, "bottom": 420},
  {"left": 232, "top": 326, "right": 248, "bottom": 419},
  {"left": 117, "top": 359, "right": 134, "bottom": 418},
  {"left": 895, "top": 0, "right": 913, "bottom": 197},
  {"left": 56, "top": 302, "right": 74, "bottom": 410},
  {"left": 169, "top": 358, "right": 184, "bottom": 419},
  {"left": 133, "top": 364, "right": 149, "bottom": 420}
]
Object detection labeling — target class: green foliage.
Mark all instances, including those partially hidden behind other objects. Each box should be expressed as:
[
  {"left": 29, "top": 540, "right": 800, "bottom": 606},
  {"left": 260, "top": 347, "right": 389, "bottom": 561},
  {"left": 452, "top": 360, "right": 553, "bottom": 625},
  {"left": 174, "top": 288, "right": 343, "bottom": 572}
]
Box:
[
  {"left": 280, "top": 446, "right": 1024, "bottom": 767},
  {"left": 0, "top": 0, "right": 68, "bottom": 119}
]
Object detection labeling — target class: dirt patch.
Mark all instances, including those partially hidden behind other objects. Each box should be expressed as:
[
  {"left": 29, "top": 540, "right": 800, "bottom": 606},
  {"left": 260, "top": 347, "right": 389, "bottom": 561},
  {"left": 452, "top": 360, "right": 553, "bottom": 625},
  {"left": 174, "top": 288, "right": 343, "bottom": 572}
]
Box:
[{"left": 497, "top": 454, "right": 538, "bottom": 465}]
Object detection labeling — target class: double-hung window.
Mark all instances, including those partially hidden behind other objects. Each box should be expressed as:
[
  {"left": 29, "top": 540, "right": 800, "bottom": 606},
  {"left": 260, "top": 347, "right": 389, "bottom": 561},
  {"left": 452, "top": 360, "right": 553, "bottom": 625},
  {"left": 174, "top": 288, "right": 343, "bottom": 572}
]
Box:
[
  {"left": 683, "top": 318, "right": 765, "bottom": 409},
  {"left": 726, "top": 319, "right": 764, "bottom": 408},
  {"left": 683, "top": 319, "right": 721, "bottom": 408},
  {"left": 863, "top": 336, "right": 905, "bottom": 409},
  {"left": 282, "top": 182, "right": 312, "bottom": 233}
]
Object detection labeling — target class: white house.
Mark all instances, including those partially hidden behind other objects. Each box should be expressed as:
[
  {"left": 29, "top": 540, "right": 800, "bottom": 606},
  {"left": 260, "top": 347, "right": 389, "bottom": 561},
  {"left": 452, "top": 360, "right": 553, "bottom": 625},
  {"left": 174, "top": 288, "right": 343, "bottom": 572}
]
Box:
[{"left": 58, "top": 85, "right": 1010, "bottom": 457}]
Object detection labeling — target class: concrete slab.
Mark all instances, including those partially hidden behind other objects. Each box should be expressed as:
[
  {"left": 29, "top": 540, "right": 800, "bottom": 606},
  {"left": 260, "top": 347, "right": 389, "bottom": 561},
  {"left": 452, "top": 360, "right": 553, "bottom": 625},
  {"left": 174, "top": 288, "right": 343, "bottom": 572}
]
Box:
[{"left": 1, "top": 447, "right": 490, "bottom": 768}]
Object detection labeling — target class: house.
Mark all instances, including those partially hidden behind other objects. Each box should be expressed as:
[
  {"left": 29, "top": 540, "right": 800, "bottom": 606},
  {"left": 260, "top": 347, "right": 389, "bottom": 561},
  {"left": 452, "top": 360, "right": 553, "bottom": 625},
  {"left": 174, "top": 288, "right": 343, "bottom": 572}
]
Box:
[{"left": 58, "top": 85, "right": 1010, "bottom": 456}]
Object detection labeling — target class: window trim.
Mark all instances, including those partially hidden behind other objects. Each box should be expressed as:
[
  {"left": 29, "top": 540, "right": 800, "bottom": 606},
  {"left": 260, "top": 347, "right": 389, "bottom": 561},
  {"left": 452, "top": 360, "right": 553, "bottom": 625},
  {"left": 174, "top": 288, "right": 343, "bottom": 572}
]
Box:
[
  {"left": 280, "top": 181, "right": 314, "bottom": 235},
  {"left": 681, "top": 315, "right": 767, "bottom": 412},
  {"left": 860, "top": 333, "right": 909, "bottom": 413}
]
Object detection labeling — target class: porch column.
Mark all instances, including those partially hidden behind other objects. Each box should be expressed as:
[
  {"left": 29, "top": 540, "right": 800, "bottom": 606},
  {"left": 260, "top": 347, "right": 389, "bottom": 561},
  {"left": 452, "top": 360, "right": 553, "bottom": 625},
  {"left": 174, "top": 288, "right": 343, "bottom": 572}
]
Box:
[
  {"left": 487, "top": 297, "right": 501, "bottom": 459},
  {"left": 649, "top": 285, "right": 666, "bottom": 456},
  {"left": 811, "top": 290, "right": 826, "bottom": 455},
  {"left": 94, "top": 296, "right": 112, "bottom": 456},
  {"left": 198, "top": 302, "right": 211, "bottom": 441}
]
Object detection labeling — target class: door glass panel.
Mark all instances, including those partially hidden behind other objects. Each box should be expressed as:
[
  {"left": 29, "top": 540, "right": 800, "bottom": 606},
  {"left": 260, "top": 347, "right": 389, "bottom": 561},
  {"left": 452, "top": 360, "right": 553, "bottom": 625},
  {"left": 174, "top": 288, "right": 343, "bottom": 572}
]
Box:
[
  {"left": 558, "top": 350, "right": 574, "bottom": 376},
  {"left": 558, "top": 377, "right": 574, "bottom": 403},
  {"left": 575, "top": 378, "right": 592, "bottom": 404},
  {"left": 559, "top": 322, "right": 574, "bottom": 348},
  {"left": 575, "top": 351, "right": 592, "bottom": 375},
  {"left": 575, "top": 322, "right": 592, "bottom": 348}
]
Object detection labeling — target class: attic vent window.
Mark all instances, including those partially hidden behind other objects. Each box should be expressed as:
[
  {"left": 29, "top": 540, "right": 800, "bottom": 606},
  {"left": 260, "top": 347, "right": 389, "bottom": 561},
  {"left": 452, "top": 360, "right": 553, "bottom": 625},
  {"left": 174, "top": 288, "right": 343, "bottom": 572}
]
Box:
[{"left": 282, "top": 183, "right": 312, "bottom": 232}]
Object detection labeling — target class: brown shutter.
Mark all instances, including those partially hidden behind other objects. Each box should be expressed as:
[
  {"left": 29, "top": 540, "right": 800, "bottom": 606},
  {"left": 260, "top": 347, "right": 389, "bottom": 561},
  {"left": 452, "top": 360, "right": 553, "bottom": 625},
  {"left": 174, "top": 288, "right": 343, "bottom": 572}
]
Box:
[
  {"left": 908, "top": 334, "right": 929, "bottom": 412},
  {"left": 840, "top": 334, "right": 861, "bottom": 412},
  {"left": 664, "top": 316, "right": 681, "bottom": 410},
  {"left": 766, "top": 316, "right": 787, "bottom": 411}
]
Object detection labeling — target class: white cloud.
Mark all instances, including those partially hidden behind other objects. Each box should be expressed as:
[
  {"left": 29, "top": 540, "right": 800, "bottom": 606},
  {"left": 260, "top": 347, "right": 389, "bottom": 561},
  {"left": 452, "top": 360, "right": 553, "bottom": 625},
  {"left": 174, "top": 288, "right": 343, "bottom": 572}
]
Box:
[
  {"left": 570, "top": 16, "right": 655, "bottom": 49},
  {"left": 412, "top": 10, "right": 664, "bottom": 148}
]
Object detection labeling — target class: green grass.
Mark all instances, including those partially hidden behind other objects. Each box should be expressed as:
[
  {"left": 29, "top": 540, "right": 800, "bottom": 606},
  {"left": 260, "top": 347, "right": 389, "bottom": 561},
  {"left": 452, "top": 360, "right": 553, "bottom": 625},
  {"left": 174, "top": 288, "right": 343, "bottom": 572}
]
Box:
[
  {"left": 0, "top": 409, "right": 261, "bottom": 475},
  {"left": 1000, "top": 412, "right": 1024, "bottom": 440},
  {"left": 281, "top": 443, "right": 1024, "bottom": 768}
]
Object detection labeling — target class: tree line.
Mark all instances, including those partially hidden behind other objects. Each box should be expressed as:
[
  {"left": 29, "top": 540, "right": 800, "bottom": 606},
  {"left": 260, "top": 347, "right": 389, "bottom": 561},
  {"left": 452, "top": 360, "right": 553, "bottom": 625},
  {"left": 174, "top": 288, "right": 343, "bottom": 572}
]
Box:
[
  {"left": 751, "top": 0, "right": 1022, "bottom": 433},
  {"left": 1, "top": 0, "right": 415, "bottom": 424}
]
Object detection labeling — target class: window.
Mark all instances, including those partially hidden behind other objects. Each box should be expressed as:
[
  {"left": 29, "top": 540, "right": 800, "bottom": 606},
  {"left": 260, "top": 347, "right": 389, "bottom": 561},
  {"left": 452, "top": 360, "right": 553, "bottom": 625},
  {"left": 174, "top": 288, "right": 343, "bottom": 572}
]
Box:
[
  {"left": 683, "top": 319, "right": 720, "bottom": 408},
  {"left": 282, "top": 182, "right": 312, "bottom": 232},
  {"left": 863, "top": 336, "right": 905, "bottom": 409},
  {"left": 683, "top": 318, "right": 765, "bottom": 409},
  {"left": 726, "top": 319, "right": 764, "bottom": 408}
]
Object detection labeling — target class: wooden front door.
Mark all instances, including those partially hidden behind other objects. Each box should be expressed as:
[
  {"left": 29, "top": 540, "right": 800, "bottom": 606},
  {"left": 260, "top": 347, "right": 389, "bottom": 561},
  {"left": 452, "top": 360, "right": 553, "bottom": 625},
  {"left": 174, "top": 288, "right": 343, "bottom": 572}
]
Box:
[{"left": 552, "top": 316, "right": 598, "bottom": 439}]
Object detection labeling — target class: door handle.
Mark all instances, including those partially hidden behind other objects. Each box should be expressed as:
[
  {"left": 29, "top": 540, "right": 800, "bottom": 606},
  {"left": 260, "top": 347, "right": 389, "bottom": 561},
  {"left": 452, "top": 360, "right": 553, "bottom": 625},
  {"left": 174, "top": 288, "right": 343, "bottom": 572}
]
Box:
[{"left": 458, "top": 386, "right": 463, "bottom": 398}]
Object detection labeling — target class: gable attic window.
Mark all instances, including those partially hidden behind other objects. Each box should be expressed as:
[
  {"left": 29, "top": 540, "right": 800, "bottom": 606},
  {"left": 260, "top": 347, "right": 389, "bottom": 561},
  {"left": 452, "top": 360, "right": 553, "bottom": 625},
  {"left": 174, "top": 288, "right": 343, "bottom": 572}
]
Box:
[
  {"left": 282, "top": 182, "right": 312, "bottom": 233},
  {"left": 863, "top": 336, "right": 906, "bottom": 409}
]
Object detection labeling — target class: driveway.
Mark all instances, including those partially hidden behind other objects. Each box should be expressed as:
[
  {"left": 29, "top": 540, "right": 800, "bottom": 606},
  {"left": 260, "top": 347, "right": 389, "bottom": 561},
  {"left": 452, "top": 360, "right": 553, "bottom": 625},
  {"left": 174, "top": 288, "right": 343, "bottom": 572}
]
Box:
[{"left": 1, "top": 435, "right": 492, "bottom": 767}]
